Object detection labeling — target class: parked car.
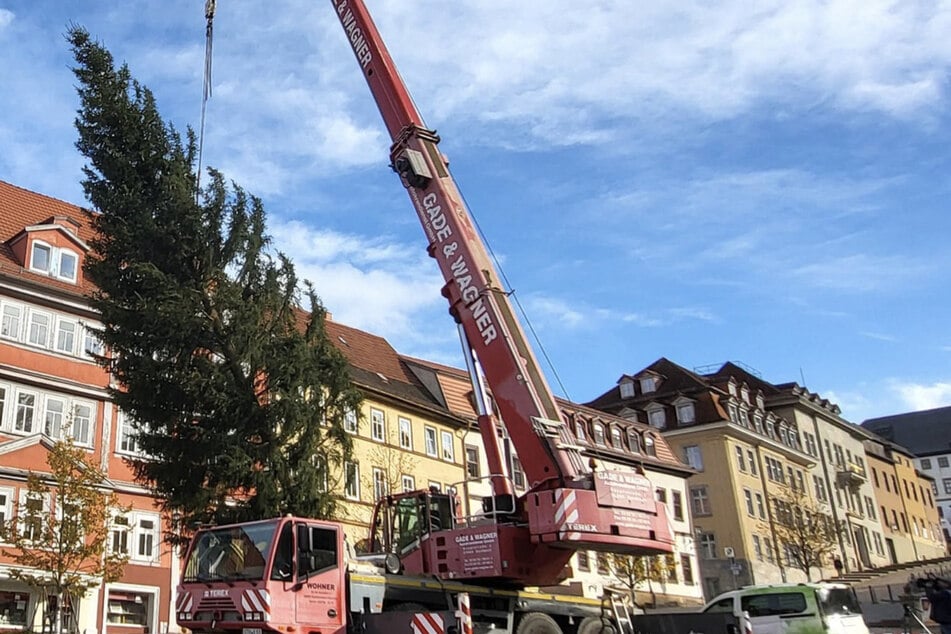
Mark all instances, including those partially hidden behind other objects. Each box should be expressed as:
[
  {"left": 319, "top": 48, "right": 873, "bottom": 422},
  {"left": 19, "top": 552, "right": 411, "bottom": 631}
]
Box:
[{"left": 702, "top": 583, "right": 870, "bottom": 634}]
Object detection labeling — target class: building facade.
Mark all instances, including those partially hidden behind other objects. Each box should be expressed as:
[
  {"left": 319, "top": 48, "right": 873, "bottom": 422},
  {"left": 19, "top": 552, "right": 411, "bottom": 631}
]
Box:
[{"left": 862, "top": 406, "right": 951, "bottom": 553}]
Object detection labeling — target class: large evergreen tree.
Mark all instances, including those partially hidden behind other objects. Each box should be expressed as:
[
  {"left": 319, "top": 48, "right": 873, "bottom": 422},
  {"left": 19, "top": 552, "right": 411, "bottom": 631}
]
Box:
[{"left": 68, "top": 27, "right": 361, "bottom": 546}]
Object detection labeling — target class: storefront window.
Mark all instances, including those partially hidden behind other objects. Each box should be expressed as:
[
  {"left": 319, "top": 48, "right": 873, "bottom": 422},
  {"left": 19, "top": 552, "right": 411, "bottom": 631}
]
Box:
[
  {"left": 106, "top": 590, "right": 151, "bottom": 626},
  {"left": 0, "top": 591, "right": 30, "bottom": 627}
]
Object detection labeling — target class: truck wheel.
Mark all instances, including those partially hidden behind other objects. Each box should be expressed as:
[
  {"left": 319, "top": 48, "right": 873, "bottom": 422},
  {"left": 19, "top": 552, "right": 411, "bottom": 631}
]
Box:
[
  {"left": 516, "top": 612, "right": 562, "bottom": 634},
  {"left": 577, "top": 616, "right": 616, "bottom": 634}
]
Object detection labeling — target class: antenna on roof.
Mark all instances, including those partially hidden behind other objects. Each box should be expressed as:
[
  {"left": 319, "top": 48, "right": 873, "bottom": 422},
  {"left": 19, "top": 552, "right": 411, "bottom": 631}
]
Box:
[{"left": 196, "top": 0, "right": 216, "bottom": 202}]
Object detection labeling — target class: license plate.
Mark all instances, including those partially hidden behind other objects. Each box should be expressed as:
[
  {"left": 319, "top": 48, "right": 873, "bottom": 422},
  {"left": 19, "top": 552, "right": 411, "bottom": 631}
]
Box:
[{"left": 242, "top": 628, "right": 262, "bottom": 634}]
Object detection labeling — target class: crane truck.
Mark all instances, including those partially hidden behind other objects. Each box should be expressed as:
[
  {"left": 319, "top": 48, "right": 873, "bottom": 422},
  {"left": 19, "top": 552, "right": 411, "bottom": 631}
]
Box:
[{"left": 175, "top": 2, "right": 685, "bottom": 633}]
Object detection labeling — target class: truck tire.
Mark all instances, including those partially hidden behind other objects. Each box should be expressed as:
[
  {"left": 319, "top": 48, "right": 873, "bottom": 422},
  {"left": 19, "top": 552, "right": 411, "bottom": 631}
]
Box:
[
  {"left": 576, "top": 616, "right": 616, "bottom": 634},
  {"left": 516, "top": 612, "right": 562, "bottom": 634}
]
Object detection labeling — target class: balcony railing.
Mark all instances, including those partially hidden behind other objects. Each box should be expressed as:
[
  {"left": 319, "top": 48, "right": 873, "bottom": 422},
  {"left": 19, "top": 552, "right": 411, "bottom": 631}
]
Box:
[{"left": 835, "top": 463, "right": 866, "bottom": 489}]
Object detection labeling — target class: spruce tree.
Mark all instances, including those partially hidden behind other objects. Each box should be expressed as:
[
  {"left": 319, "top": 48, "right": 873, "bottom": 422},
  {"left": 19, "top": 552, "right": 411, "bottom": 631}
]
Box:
[{"left": 68, "top": 27, "right": 361, "bottom": 546}]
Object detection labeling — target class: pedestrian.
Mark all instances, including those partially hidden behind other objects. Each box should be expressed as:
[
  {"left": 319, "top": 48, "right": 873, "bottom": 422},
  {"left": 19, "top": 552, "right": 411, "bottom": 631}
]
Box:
[{"left": 919, "top": 576, "right": 951, "bottom": 634}]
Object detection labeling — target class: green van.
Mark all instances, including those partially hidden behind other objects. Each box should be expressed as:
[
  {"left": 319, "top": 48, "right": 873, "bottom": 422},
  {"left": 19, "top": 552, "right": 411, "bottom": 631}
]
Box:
[{"left": 702, "top": 583, "right": 870, "bottom": 634}]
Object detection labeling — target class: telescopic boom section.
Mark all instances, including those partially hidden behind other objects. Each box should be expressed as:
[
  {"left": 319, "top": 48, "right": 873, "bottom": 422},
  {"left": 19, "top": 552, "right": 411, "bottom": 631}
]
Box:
[
  {"left": 330, "top": 0, "right": 574, "bottom": 489},
  {"left": 331, "top": 0, "right": 674, "bottom": 563}
]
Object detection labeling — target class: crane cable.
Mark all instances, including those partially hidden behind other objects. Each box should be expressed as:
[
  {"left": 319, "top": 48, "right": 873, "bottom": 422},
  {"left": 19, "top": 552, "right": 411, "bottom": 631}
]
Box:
[{"left": 196, "top": 0, "right": 216, "bottom": 201}]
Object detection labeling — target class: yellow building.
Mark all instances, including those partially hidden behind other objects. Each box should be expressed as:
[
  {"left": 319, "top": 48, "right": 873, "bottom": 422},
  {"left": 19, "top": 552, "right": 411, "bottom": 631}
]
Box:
[
  {"left": 864, "top": 435, "right": 946, "bottom": 562},
  {"left": 324, "top": 320, "right": 469, "bottom": 544}
]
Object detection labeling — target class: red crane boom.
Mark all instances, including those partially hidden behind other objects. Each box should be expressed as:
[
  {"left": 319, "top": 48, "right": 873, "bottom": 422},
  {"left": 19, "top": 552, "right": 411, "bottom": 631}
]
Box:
[{"left": 331, "top": 0, "right": 673, "bottom": 586}]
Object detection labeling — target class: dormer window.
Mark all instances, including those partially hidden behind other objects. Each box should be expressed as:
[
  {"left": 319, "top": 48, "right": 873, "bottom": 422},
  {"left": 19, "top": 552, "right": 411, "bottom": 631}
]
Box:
[
  {"left": 611, "top": 427, "right": 622, "bottom": 448},
  {"left": 728, "top": 379, "right": 738, "bottom": 396},
  {"left": 29, "top": 240, "right": 79, "bottom": 283},
  {"left": 647, "top": 405, "right": 666, "bottom": 429},
  {"left": 574, "top": 420, "right": 587, "bottom": 443},
  {"left": 740, "top": 385, "right": 750, "bottom": 404},
  {"left": 756, "top": 393, "right": 765, "bottom": 410},
  {"left": 676, "top": 401, "right": 696, "bottom": 425},
  {"left": 628, "top": 431, "right": 641, "bottom": 453},
  {"left": 592, "top": 423, "right": 606, "bottom": 446},
  {"left": 644, "top": 435, "right": 656, "bottom": 457},
  {"left": 640, "top": 376, "right": 657, "bottom": 393},
  {"left": 619, "top": 379, "right": 635, "bottom": 399}
]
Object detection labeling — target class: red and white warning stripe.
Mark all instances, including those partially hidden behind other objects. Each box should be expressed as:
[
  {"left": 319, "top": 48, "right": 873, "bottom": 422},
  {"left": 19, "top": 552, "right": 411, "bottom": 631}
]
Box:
[
  {"left": 456, "top": 593, "right": 473, "bottom": 634},
  {"left": 175, "top": 591, "right": 193, "bottom": 614},
  {"left": 411, "top": 612, "right": 444, "bottom": 634},
  {"left": 240, "top": 588, "right": 270, "bottom": 614},
  {"left": 554, "top": 490, "right": 579, "bottom": 527}
]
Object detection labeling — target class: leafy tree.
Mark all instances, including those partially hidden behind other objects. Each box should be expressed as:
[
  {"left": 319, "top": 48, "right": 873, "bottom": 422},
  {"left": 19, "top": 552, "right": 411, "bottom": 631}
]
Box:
[
  {"left": 608, "top": 554, "right": 673, "bottom": 608},
  {"left": 771, "top": 485, "right": 841, "bottom": 581},
  {"left": 0, "top": 437, "right": 128, "bottom": 634},
  {"left": 68, "top": 27, "right": 362, "bottom": 546}
]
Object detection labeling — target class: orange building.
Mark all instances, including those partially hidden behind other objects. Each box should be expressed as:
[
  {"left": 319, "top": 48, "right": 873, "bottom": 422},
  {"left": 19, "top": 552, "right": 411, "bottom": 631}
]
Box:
[{"left": 0, "top": 180, "right": 173, "bottom": 634}]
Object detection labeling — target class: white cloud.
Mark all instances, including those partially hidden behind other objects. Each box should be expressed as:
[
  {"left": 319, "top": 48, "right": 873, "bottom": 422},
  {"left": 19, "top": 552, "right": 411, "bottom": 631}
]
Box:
[
  {"left": 0, "top": 9, "right": 13, "bottom": 29},
  {"left": 891, "top": 380, "right": 951, "bottom": 412}
]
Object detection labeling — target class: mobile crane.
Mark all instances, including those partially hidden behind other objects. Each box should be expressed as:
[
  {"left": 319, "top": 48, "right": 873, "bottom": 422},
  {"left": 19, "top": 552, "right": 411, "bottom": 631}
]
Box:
[
  {"left": 328, "top": 0, "right": 673, "bottom": 586},
  {"left": 175, "top": 2, "right": 677, "bottom": 633}
]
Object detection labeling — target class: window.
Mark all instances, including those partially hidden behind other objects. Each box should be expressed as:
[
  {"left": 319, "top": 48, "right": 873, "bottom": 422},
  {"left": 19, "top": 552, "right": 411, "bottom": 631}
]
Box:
[
  {"left": 755, "top": 492, "right": 766, "bottom": 519},
  {"left": 656, "top": 488, "right": 668, "bottom": 504},
  {"left": 398, "top": 417, "right": 412, "bottom": 449},
  {"left": 465, "top": 445, "right": 480, "bottom": 479},
  {"left": 372, "top": 467, "right": 387, "bottom": 499},
  {"left": 344, "top": 462, "right": 360, "bottom": 500},
  {"left": 748, "top": 450, "right": 758, "bottom": 475},
  {"left": 744, "top": 489, "right": 755, "bottom": 516},
  {"left": 106, "top": 588, "right": 154, "bottom": 626},
  {"left": 765, "top": 457, "right": 785, "bottom": 483},
  {"left": 574, "top": 421, "right": 586, "bottom": 443},
  {"left": 639, "top": 376, "right": 656, "bottom": 393},
  {"left": 943, "top": 478, "right": 951, "bottom": 495},
  {"left": 54, "top": 319, "right": 76, "bottom": 354},
  {"left": 29, "top": 242, "right": 78, "bottom": 283},
  {"left": 672, "top": 491, "right": 683, "bottom": 521},
  {"left": 424, "top": 426, "right": 438, "bottom": 457},
  {"left": 44, "top": 397, "right": 66, "bottom": 438},
  {"left": 72, "top": 402, "right": 93, "bottom": 445},
  {"left": 135, "top": 515, "right": 158, "bottom": 561},
  {"left": 15, "top": 390, "right": 37, "bottom": 433},
  {"left": 611, "top": 427, "right": 623, "bottom": 447},
  {"left": 83, "top": 326, "right": 104, "bottom": 357},
  {"left": 691, "top": 486, "right": 711, "bottom": 516},
  {"left": 441, "top": 431, "right": 454, "bottom": 462},
  {"left": 939, "top": 457, "right": 950, "bottom": 468},
  {"left": 1, "top": 304, "right": 22, "bottom": 339},
  {"left": 577, "top": 551, "right": 590, "bottom": 571},
  {"left": 676, "top": 402, "right": 695, "bottom": 425},
  {"left": 59, "top": 251, "right": 78, "bottom": 281},
  {"left": 27, "top": 311, "right": 50, "bottom": 347},
  {"left": 512, "top": 457, "right": 526, "bottom": 490},
  {"left": 647, "top": 406, "right": 666, "bottom": 429},
  {"left": 596, "top": 553, "right": 609, "bottom": 575},
  {"left": 118, "top": 412, "right": 145, "bottom": 456},
  {"left": 628, "top": 431, "right": 641, "bottom": 453},
  {"left": 30, "top": 242, "right": 51, "bottom": 272},
  {"left": 401, "top": 475, "right": 415, "bottom": 492},
  {"left": 19, "top": 492, "right": 48, "bottom": 542},
  {"left": 699, "top": 532, "right": 716, "bottom": 559},
  {"left": 644, "top": 435, "right": 656, "bottom": 457},
  {"left": 764, "top": 537, "right": 774, "bottom": 562},
  {"left": 428, "top": 481, "right": 441, "bottom": 492},
  {"left": 592, "top": 423, "right": 606, "bottom": 445},
  {"left": 619, "top": 380, "right": 635, "bottom": 398},
  {"left": 683, "top": 445, "right": 703, "bottom": 470},
  {"left": 735, "top": 446, "right": 747, "bottom": 472},
  {"left": 344, "top": 408, "right": 358, "bottom": 433},
  {"left": 753, "top": 535, "right": 763, "bottom": 560},
  {"left": 681, "top": 554, "right": 694, "bottom": 584},
  {"left": 370, "top": 408, "right": 385, "bottom": 441},
  {"left": 0, "top": 487, "right": 13, "bottom": 538}
]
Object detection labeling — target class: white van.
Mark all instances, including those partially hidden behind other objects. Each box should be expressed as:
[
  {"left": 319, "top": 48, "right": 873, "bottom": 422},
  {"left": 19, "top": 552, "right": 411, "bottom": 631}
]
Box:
[{"left": 702, "top": 583, "right": 870, "bottom": 634}]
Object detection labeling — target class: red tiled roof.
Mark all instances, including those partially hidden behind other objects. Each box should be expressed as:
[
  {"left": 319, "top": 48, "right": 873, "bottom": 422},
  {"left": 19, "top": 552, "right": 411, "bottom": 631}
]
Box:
[{"left": 0, "top": 179, "right": 96, "bottom": 296}]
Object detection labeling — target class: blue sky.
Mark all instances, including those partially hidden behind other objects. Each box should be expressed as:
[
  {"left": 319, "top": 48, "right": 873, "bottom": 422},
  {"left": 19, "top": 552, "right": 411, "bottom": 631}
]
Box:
[{"left": 2, "top": 1, "right": 950, "bottom": 423}]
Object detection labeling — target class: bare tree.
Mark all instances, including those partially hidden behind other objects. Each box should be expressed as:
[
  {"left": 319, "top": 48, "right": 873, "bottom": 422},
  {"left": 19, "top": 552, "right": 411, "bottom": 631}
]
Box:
[{"left": 771, "top": 485, "right": 841, "bottom": 581}]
